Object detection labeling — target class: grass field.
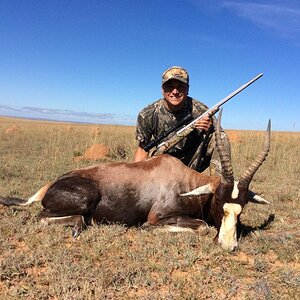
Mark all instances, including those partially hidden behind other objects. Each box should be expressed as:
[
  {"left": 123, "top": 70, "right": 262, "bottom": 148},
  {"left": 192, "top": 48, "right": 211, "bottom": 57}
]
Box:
[{"left": 0, "top": 116, "right": 299, "bottom": 299}]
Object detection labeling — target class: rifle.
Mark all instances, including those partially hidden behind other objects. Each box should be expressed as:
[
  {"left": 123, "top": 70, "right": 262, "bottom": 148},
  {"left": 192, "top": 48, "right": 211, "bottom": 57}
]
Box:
[
  {"left": 143, "top": 113, "right": 193, "bottom": 152},
  {"left": 148, "top": 73, "right": 263, "bottom": 155}
]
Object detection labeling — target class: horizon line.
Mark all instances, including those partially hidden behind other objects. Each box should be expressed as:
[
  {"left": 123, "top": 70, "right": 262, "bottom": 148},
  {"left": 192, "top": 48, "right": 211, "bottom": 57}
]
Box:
[{"left": 1, "top": 114, "right": 299, "bottom": 133}]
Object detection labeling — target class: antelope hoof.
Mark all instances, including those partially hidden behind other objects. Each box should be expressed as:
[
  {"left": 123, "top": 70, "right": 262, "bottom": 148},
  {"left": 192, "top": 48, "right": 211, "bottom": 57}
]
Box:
[{"left": 72, "top": 226, "right": 82, "bottom": 238}]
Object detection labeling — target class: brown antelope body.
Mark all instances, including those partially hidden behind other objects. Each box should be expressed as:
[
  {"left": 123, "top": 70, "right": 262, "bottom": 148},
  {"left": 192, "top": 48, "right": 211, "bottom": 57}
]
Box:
[{"left": 0, "top": 114, "right": 271, "bottom": 251}]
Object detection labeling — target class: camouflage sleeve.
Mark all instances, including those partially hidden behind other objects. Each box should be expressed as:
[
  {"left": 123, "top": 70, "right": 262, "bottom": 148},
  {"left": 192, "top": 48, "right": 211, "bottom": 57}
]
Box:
[
  {"left": 191, "top": 99, "right": 210, "bottom": 134},
  {"left": 192, "top": 100, "right": 209, "bottom": 115},
  {"left": 135, "top": 110, "right": 154, "bottom": 149}
]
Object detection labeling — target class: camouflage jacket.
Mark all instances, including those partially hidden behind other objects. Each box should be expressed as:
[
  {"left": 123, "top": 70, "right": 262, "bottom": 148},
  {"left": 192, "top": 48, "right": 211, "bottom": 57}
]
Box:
[{"left": 136, "top": 96, "right": 223, "bottom": 172}]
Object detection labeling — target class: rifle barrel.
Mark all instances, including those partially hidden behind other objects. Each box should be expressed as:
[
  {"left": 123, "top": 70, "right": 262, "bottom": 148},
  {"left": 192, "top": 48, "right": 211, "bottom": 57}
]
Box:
[{"left": 176, "top": 73, "right": 263, "bottom": 135}]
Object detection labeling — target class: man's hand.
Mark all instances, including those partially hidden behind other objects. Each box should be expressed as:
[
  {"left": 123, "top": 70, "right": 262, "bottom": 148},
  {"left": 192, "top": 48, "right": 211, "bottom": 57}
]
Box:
[
  {"left": 194, "top": 108, "right": 218, "bottom": 132},
  {"left": 194, "top": 115, "right": 212, "bottom": 132}
]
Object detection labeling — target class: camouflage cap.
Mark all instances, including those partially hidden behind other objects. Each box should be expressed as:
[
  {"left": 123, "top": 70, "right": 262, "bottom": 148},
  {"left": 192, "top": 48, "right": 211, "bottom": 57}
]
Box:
[{"left": 162, "top": 66, "right": 189, "bottom": 85}]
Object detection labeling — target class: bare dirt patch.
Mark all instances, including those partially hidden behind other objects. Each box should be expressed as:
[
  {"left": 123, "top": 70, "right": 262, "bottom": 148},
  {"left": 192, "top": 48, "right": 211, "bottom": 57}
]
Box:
[
  {"left": 5, "top": 124, "right": 21, "bottom": 135},
  {"left": 74, "top": 143, "right": 109, "bottom": 161}
]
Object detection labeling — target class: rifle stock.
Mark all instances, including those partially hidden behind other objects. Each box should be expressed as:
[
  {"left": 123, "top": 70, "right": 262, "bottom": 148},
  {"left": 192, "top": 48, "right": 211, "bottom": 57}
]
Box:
[{"left": 152, "top": 73, "right": 263, "bottom": 155}]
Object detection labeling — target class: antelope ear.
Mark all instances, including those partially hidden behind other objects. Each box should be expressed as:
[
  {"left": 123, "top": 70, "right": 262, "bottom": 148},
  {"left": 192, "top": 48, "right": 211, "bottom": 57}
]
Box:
[
  {"left": 248, "top": 190, "right": 270, "bottom": 204},
  {"left": 180, "top": 184, "right": 213, "bottom": 197}
]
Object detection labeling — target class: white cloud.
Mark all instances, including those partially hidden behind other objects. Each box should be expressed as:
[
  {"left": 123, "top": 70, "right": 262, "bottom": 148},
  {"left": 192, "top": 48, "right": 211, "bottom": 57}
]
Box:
[
  {"left": 222, "top": 1, "right": 300, "bottom": 39},
  {"left": 188, "top": 0, "right": 300, "bottom": 41}
]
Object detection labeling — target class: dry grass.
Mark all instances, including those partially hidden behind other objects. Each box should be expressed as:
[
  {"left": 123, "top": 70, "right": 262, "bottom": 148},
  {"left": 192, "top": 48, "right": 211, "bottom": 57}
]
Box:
[{"left": 0, "top": 116, "right": 299, "bottom": 299}]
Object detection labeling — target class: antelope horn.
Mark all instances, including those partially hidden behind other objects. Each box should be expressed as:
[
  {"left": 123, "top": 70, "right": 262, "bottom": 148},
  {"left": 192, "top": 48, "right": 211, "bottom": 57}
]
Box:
[
  {"left": 214, "top": 109, "right": 234, "bottom": 184},
  {"left": 239, "top": 119, "right": 271, "bottom": 187}
]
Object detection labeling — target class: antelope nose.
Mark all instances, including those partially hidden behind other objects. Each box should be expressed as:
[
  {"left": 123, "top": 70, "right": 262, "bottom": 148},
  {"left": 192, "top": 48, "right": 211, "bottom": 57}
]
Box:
[{"left": 231, "top": 245, "right": 238, "bottom": 252}]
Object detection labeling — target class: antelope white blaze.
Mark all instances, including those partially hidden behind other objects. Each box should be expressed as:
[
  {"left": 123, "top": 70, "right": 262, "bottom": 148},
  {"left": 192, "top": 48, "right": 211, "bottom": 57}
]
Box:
[
  {"left": 218, "top": 203, "right": 242, "bottom": 251},
  {"left": 231, "top": 181, "right": 239, "bottom": 199}
]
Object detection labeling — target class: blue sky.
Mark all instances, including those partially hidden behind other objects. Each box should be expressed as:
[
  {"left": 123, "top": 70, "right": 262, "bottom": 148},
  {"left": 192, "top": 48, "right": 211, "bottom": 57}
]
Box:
[{"left": 0, "top": 0, "right": 299, "bottom": 131}]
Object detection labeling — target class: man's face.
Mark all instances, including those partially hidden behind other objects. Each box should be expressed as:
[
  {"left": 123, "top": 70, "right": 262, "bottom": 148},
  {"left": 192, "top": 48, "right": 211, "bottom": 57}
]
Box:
[{"left": 162, "top": 79, "right": 189, "bottom": 110}]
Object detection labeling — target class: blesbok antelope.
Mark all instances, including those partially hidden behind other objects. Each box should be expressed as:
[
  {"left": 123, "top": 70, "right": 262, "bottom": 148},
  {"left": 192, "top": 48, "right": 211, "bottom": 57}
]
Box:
[{"left": 0, "top": 113, "right": 271, "bottom": 251}]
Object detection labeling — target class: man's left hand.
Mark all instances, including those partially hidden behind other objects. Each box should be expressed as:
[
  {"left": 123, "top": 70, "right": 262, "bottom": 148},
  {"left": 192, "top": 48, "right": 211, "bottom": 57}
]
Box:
[{"left": 194, "top": 115, "right": 212, "bottom": 132}]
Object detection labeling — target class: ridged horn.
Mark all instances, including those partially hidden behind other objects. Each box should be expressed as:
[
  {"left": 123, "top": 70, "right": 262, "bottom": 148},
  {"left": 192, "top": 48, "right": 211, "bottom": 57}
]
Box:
[
  {"left": 239, "top": 119, "right": 271, "bottom": 187},
  {"left": 214, "top": 109, "right": 234, "bottom": 184}
]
